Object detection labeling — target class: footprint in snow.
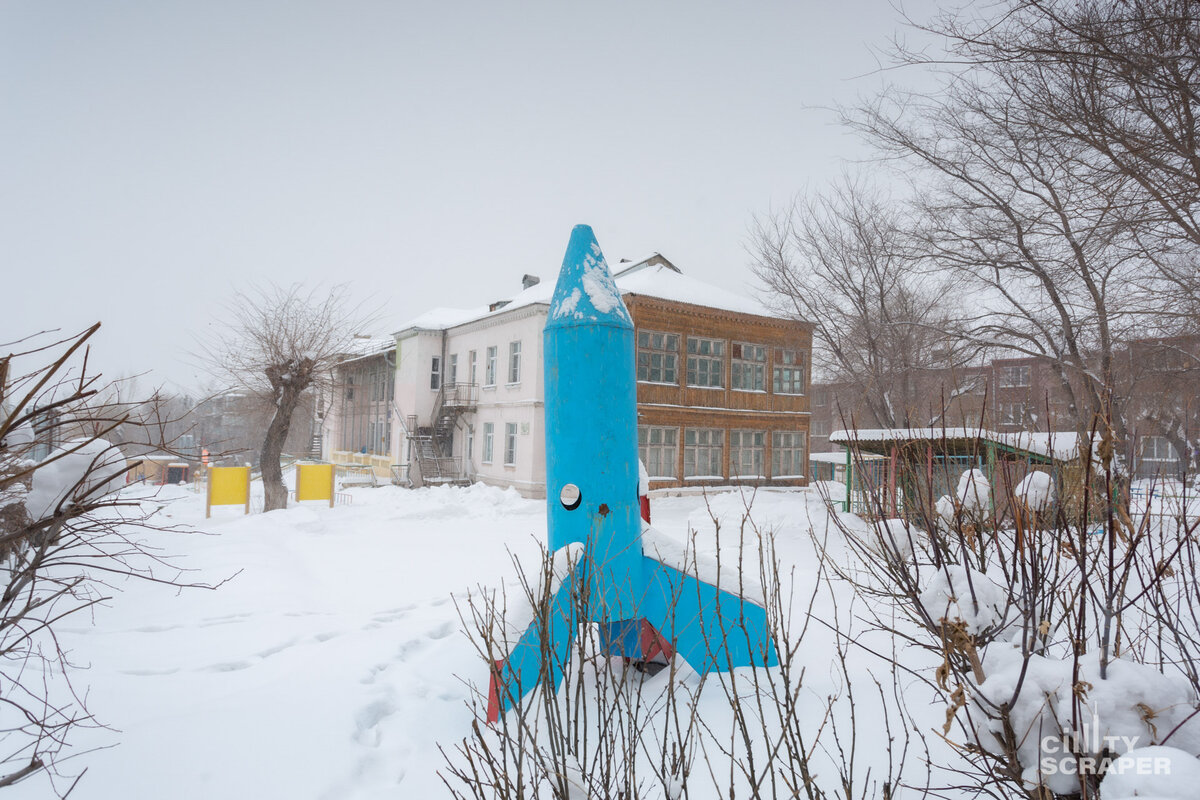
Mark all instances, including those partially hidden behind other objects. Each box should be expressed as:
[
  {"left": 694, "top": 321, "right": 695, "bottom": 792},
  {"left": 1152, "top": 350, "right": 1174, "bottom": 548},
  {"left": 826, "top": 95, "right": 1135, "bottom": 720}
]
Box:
[
  {"left": 427, "top": 621, "right": 455, "bottom": 640},
  {"left": 353, "top": 698, "right": 396, "bottom": 747}
]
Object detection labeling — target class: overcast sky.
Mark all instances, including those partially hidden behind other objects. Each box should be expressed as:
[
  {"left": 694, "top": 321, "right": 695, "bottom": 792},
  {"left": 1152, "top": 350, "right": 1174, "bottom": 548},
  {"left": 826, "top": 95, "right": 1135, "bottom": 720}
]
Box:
[{"left": 1, "top": 1, "right": 938, "bottom": 393}]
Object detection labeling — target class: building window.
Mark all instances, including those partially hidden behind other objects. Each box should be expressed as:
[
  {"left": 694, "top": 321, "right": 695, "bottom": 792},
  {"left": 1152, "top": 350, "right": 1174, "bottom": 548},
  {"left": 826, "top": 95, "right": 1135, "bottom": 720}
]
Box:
[
  {"left": 813, "top": 389, "right": 827, "bottom": 407},
  {"left": 504, "top": 422, "right": 517, "bottom": 465},
  {"left": 772, "top": 431, "right": 807, "bottom": 478},
  {"left": 448, "top": 354, "right": 458, "bottom": 385},
  {"left": 686, "top": 338, "right": 725, "bottom": 388},
  {"left": 998, "top": 402, "right": 1025, "bottom": 425},
  {"left": 997, "top": 365, "right": 1031, "bottom": 387},
  {"left": 729, "top": 430, "right": 765, "bottom": 478},
  {"left": 637, "top": 330, "right": 679, "bottom": 384},
  {"left": 683, "top": 428, "right": 724, "bottom": 478},
  {"left": 638, "top": 426, "right": 678, "bottom": 478},
  {"left": 1140, "top": 435, "right": 1176, "bottom": 462},
  {"left": 468, "top": 350, "right": 477, "bottom": 384},
  {"left": 482, "top": 423, "right": 494, "bottom": 463},
  {"left": 731, "top": 343, "right": 767, "bottom": 391},
  {"left": 773, "top": 349, "right": 806, "bottom": 395},
  {"left": 430, "top": 356, "right": 441, "bottom": 391},
  {"left": 485, "top": 346, "right": 497, "bottom": 386},
  {"left": 467, "top": 426, "right": 474, "bottom": 462},
  {"left": 811, "top": 419, "right": 830, "bottom": 437},
  {"left": 508, "top": 341, "right": 522, "bottom": 384}
]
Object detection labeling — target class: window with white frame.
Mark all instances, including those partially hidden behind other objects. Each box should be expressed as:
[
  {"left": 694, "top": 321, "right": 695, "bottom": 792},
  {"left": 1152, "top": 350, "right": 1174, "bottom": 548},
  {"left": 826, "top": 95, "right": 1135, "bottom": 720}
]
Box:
[
  {"left": 997, "top": 364, "right": 1031, "bottom": 387},
  {"left": 638, "top": 426, "right": 678, "bottom": 478},
  {"left": 430, "top": 356, "right": 441, "bottom": 391},
  {"left": 485, "top": 346, "right": 497, "bottom": 386},
  {"left": 637, "top": 330, "right": 679, "bottom": 384},
  {"left": 811, "top": 419, "right": 830, "bottom": 436},
  {"left": 508, "top": 341, "right": 522, "bottom": 384},
  {"left": 813, "top": 388, "right": 828, "bottom": 407},
  {"left": 686, "top": 337, "right": 725, "bottom": 388},
  {"left": 731, "top": 343, "right": 767, "bottom": 391},
  {"left": 729, "top": 430, "right": 765, "bottom": 478},
  {"left": 466, "top": 426, "right": 474, "bottom": 462},
  {"left": 448, "top": 354, "right": 458, "bottom": 385},
  {"left": 1140, "top": 435, "right": 1177, "bottom": 462},
  {"left": 504, "top": 423, "right": 517, "bottom": 465},
  {"left": 772, "top": 431, "right": 807, "bottom": 478},
  {"left": 468, "top": 350, "right": 477, "bottom": 384},
  {"left": 482, "top": 423, "right": 494, "bottom": 463},
  {"left": 683, "top": 428, "right": 723, "bottom": 478},
  {"left": 998, "top": 402, "right": 1025, "bottom": 425},
  {"left": 773, "top": 349, "right": 806, "bottom": 394}
]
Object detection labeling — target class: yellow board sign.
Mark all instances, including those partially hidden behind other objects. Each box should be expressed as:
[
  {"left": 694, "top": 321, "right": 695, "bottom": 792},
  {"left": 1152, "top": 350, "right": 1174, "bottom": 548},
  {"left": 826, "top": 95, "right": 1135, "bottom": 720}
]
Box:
[
  {"left": 295, "top": 463, "right": 335, "bottom": 507},
  {"left": 206, "top": 466, "right": 251, "bottom": 518}
]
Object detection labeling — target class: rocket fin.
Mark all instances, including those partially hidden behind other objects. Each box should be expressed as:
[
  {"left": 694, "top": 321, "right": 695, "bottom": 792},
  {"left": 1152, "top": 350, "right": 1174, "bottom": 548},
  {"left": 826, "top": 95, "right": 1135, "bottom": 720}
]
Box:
[
  {"left": 639, "top": 554, "right": 778, "bottom": 673},
  {"left": 486, "top": 562, "right": 581, "bottom": 723}
]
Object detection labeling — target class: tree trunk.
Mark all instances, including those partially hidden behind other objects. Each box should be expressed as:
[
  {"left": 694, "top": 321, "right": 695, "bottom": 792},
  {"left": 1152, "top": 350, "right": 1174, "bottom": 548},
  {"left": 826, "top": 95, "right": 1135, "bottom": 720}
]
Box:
[{"left": 261, "top": 385, "right": 301, "bottom": 512}]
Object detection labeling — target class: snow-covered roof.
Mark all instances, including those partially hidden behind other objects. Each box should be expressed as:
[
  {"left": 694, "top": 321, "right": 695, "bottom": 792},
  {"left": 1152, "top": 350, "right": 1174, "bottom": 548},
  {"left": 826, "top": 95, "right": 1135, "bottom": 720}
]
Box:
[
  {"left": 829, "top": 428, "right": 1086, "bottom": 462},
  {"left": 393, "top": 254, "right": 780, "bottom": 337},
  {"left": 617, "top": 262, "right": 773, "bottom": 317},
  {"left": 338, "top": 335, "right": 395, "bottom": 361}
]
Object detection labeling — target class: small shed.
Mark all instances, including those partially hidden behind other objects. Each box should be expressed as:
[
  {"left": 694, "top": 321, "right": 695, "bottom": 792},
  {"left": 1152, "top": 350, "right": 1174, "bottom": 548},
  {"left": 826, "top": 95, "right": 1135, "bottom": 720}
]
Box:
[
  {"left": 126, "top": 453, "right": 192, "bottom": 485},
  {"left": 828, "top": 427, "right": 1082, "bottom": 520}
]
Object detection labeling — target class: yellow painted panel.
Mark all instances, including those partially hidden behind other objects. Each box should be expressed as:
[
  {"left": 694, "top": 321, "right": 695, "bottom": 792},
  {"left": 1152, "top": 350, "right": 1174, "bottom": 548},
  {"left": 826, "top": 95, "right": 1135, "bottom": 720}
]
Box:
[
  {"left": 296, "top": 464, "right": 334, "bottom": 503},
  {"left": 209, "top": 466, "right": 250, "bottom": 506}
]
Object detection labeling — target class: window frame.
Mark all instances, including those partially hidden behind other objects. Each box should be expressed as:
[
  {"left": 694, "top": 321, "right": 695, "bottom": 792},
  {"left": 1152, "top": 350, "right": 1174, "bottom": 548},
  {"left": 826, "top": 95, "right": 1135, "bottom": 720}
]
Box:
[
  {"left": 686, "top": 337, "right": 726, "bottom": 389},
  {"left": 508, "top": 341, "right": 522, "bottom": 384},
  {"left": 997, "top": 364, "right": 1031, "bottom": 388},
  {"left": 771, "top": 430, "right": 807, "bottom": 479},
  {"left": 731, "top": 342, "right": 767, "bottom": 392},
  {"left": 504, "top": 422, "right": 518, "bottom": 465},
  {"left": 998, "top": 401, "right": 1025, "bottom": 425},
  {"left": 683, "top": 427, "right": 724, "bottom": 479},
  {"left": 482, "top": 422, "right": 494, "bottom": 463},
  {"left": 1140, "top": 435, "right": 1177, "bottom": 462},
  {"left": 638, "top": 425, "right": 679, "bottom": 479},
  {"left": 430, "top": 356, "right": 441, "bottom": 391},
  {"left": 636, "top": 330, "right": 680, "bottom": 385},
  {"left": 772, "top": 348, "right": 807, "bottom": 395},
  {"left": 485, "top": 346, "right": 497, "bottom": 387},
  {"left": 729, "top": 429, "right": 766, "bottom": 479}
]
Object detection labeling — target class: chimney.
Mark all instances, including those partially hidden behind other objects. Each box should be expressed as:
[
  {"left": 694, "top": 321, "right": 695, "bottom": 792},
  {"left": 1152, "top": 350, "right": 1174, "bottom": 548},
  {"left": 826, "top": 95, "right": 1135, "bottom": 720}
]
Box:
[{"left": 521, "top": 274, "right": 540, "bottom": 290}]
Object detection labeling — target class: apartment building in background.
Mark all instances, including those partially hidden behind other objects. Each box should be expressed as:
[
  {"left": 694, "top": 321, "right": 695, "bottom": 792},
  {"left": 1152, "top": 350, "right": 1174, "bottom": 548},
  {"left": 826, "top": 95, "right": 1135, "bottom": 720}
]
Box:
[{"left": 810, "top": 340, "right": 1200, "bottom": 481}]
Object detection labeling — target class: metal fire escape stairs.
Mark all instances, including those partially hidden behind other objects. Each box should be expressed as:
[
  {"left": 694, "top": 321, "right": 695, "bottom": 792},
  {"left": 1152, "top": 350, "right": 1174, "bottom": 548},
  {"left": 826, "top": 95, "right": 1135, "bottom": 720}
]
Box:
[{"left": 407, "top": 382, "right": 477, "bottom": 486}]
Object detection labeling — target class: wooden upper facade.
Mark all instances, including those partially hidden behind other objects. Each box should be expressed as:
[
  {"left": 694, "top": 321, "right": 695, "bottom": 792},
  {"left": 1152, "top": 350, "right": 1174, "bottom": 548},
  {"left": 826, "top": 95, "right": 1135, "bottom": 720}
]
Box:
[{"left": 626, "top": 293, "right": 813, "bottom": 490}]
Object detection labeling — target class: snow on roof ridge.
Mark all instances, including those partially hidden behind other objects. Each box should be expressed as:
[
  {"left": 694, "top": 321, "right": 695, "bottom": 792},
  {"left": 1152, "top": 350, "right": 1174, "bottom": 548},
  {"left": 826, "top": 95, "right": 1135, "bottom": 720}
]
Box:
[{"left": 395, "top": 253, "right": 777, "bottom": 335}]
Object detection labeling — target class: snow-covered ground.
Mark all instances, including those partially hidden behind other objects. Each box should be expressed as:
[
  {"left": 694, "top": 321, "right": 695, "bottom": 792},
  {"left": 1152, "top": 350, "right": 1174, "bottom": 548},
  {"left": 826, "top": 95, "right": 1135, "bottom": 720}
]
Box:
[
  {"left": 8, "top": 482, "right": 850, "bottom": 799},
  {"left": 11, "top": 477, "right": 1200, "bottom": 798}
]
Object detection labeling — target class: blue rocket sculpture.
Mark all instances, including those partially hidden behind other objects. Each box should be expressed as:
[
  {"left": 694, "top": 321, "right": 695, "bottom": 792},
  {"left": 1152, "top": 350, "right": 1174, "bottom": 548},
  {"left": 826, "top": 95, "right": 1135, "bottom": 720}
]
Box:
[{"left": 486, "top": 225, "right": 778, "bottom": 722}]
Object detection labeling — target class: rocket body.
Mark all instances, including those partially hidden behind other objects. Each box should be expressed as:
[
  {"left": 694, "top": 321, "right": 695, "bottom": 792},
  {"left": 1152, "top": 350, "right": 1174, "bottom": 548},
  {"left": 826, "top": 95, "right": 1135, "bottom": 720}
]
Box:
[
  {"left": 485, "top": 224, "right": 777, "bottom": 723},
  {"left": 544, "top": 225, "right": 642, "bottom": 622}
]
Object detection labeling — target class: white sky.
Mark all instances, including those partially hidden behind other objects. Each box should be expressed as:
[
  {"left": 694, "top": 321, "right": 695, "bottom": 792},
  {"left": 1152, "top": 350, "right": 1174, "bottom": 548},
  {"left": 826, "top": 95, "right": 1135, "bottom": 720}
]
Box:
[{"left": 1, "top": 1, "right": 939, "bottom": 393}]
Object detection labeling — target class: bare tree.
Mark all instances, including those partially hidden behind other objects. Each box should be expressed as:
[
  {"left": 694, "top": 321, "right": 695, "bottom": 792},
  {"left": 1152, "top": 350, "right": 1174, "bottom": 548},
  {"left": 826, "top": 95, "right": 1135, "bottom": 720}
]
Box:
[
  {"left": 750, "top": 177, "right": 971, "bottom": 429},
  {"left": 204, "top": 284, "right": 365, "bottom": 511},
  {"left": 1, "top": 325, "right": 219, "bottom": 792},
  {"left": 849, "top": 0, "right": 1200, "bottom": 451}
]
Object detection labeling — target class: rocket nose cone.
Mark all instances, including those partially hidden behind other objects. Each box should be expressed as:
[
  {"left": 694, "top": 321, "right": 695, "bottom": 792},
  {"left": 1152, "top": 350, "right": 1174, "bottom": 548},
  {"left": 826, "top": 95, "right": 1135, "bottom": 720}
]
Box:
[{"left": 546, "top": 225, "right": 633, "bottom": 330}]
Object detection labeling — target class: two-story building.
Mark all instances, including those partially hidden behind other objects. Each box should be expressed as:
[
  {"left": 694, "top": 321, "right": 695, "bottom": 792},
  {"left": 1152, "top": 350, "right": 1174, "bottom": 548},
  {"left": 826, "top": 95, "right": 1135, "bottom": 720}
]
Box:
[{"left": 323, "top": 254, "right": 813, "bottom": 497}]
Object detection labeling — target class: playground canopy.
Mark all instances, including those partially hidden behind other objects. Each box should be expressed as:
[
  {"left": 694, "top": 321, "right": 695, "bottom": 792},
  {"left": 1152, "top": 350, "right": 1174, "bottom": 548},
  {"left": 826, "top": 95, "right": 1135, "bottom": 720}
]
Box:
[{"left": 828, "top": 427, "right": 1086, "bottom": 519}]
